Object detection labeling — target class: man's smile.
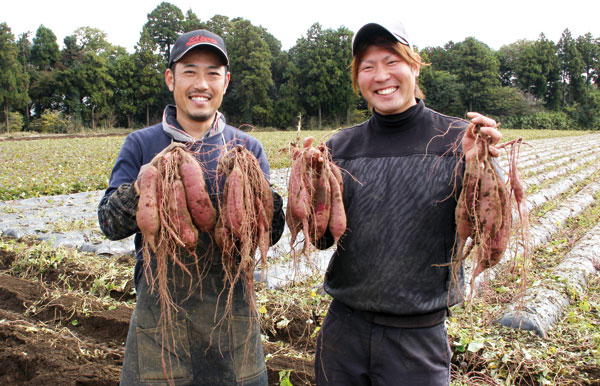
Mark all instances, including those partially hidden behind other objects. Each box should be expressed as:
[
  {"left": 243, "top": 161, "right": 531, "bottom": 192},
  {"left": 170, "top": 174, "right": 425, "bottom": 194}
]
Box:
[{"left": 376, "top": 86, "right": 398, "bottom": 95}]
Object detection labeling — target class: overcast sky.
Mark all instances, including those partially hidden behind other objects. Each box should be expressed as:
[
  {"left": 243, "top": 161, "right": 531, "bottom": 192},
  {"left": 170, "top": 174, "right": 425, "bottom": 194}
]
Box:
[{"left": 3, "top": 0, "right": 598, "bottom": 52}]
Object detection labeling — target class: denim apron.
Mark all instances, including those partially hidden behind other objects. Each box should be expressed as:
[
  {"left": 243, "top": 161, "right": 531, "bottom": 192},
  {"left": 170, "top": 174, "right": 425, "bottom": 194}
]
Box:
[{"left": 119, "top": 232, "right": 267, "bottom": 386}]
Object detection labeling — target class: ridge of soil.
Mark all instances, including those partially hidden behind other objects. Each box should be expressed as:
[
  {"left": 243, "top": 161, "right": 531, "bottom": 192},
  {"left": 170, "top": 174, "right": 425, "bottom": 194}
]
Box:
[{"left": 0, "top": 242, "right": 315, "bottom": 385}]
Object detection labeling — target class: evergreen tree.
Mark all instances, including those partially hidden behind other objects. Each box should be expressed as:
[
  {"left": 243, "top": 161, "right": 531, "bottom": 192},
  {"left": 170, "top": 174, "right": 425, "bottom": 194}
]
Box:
[
  {"left": 419, "top": 65, "right": 465, "bottom": 117},
  {"left": 451, "top": 37, "right": 501, "bottom": 112},
  {"left": 144, "top": 2, "right": 185, "bottom": 62},
  {"left": 0, "top": 23, "right": 29, "bottom": 132},
  {"left": 76, "top": 52, "right": 115, "bottom": 129},
  {"left": 30, "top": 25, "right": 60, "bottom": 71},
  {"left": 134, "top": 29, "right": 164, "bottom": 127},
  {"left": 29, "top": 69, "right": 60, "bottom": 119},
  {"left": 497, "top": 38, "right": 559, "bottom": 105},
  {"left": 56, "top": 35, "right": 85, "bottom": 124},
  {"left": 203, "top": 15, "right": 233, "bottom": 39},
  {"left": 558, "top": 29, "right": 585, "bottom": 106},
  {"left": 272, "top": 55, "right": 302, "bottom": 129},
  {"left": 183, "top": 9, "right": 204, "bottom": 32},
  {"left": 111, "top": 53, "right": 138, "bottom": 127},
  {"left": 223, "top": 18, "right": 274, "bottom": 126},
  {"left": 293, "top": 23, "right": 355, "bottom": 128},
  {"left": 496, "top": 42, "right": 518, "bottom": 87},
  {"left": 536, "top": 34, "right": 562, "bottom": 109},
  {"left": 16, "top": 32, "right": 31, "bottom": 72},
  {"left": 16, "top": 32, "right": 32, "bottom": 126},
  {"left": 576, "top": 32, "right": 599, "bottom": 87}
]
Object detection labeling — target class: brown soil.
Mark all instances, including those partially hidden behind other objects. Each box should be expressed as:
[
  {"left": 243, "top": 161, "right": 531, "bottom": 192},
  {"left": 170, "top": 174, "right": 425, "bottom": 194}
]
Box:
[{"left": 0, "top": 241, "right": 315, "bottom": 386}]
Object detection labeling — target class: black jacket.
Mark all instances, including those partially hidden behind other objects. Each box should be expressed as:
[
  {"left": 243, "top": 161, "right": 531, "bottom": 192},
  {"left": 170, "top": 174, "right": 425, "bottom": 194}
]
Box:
[{"left": 321, "top": 100, "right": 467, "bottom": 315}]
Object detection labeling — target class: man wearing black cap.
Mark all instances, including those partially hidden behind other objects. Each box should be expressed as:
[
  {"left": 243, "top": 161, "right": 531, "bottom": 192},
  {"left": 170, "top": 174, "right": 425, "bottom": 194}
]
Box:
[
  {"left": 313, "top": 20, "right": 503, "bottom": 385},
  {"left": 98, "top": 30, "right": 283, "bottom": 385}
]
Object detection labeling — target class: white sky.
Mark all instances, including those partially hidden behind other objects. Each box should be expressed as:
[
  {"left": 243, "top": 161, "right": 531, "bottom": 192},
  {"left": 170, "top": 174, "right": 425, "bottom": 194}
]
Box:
[{"left": 3, "top": 0, "right": 598, "bottom": 52}]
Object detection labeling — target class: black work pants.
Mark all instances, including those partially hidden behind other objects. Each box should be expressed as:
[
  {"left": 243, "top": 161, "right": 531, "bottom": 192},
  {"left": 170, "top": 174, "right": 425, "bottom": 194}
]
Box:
[{"left": 315, "top": 300, "right": 451, "bottom": 386}]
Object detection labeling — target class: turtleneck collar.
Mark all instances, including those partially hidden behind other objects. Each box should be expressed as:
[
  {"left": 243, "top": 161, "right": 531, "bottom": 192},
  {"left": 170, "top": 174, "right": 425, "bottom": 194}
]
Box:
[{"left": 370, "top": 99, "right": 424, "bottom": 132}]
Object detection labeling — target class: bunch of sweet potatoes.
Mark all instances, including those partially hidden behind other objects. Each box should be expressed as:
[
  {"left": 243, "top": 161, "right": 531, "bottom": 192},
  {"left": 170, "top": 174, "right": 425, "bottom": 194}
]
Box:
[
  {"left": 215, "top": 144, "right": 274, "bottom": 265},
  {"left": 135, "top": 144, "right": 218, "bottom": 380},
  {"left": 455, "top": 123, "right": 528, "bottom": 290},
  {"left": 136, "top": 144, "right": 216, "bottom": 259},
  {"left": 286, "top": 137, "right": 346, "bottom": 251},
  {"left": 213, "top": 144, "right": 274, "bottom": 325}
]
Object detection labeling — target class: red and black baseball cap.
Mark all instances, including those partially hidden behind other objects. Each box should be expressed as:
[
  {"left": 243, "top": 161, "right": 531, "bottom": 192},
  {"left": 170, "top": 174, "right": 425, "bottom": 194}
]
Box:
[{"left": 168, "top": 30, "right": 229, "bottom": 68}]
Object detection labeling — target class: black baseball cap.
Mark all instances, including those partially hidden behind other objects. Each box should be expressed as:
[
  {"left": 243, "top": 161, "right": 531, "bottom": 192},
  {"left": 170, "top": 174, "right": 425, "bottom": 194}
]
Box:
[
  {"left": 352, "top": 19, "right": 412, "bottom": 56},
  {"left": 168, "top": 30, "right": 229, "bottom": 68}
]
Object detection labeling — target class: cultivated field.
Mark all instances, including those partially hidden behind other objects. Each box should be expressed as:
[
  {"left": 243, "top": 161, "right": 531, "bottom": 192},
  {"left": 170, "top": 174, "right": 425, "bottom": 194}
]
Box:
[{"left": 1, "top": 129, "right": 599, "bottom": 385}]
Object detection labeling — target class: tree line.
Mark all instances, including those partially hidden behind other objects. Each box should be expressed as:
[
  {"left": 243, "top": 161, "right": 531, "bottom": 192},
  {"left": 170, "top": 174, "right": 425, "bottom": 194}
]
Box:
[{"left": 1, "top": 2, "right": 599, "bottom": 133}]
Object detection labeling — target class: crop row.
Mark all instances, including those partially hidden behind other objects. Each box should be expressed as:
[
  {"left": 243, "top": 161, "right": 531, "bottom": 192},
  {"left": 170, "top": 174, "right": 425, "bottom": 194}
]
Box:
[
  {"left": 462, "top": 134, "right": 600, "bottom": 336},
  {"left": 0, "top": 129, "right": 592, "bottom": 201}
]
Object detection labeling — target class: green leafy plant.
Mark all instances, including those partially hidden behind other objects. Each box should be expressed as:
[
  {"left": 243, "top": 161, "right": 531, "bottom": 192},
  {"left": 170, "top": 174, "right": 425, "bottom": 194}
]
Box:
[{"left": 278, "top": 369, "right": 293, "bottom": 386}]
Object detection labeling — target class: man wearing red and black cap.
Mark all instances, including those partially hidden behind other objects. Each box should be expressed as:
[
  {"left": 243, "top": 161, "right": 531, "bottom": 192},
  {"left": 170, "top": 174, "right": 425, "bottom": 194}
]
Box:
[
  {"left": 312, "top": 19, "right": 504, "bottom": 385},
  {"left": 98, "top": 30, "right": 283, "bottom": 385}
]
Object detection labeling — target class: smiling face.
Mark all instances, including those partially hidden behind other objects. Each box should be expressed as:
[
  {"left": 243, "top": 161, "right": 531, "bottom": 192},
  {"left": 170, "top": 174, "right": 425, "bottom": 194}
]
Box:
[
  {"left": 164, "top": 48, "right": 230, "bottom": 136},
  {"left": 356, "top": 44, "right": 419, "bottom": 115}
]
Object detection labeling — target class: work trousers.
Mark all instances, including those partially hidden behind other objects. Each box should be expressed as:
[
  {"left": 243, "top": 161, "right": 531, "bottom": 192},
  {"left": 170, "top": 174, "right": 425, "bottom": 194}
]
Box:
[
  {"left": 120, "top": 246, "right": 268, "bottom": 386},
  {"left": 315, "top": 300, "right": 451, "bottom": 386}
]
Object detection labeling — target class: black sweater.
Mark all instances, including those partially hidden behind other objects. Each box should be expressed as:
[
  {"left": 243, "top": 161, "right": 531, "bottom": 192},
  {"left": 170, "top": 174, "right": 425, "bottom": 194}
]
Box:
[{"left": 322, "top": 100, "right": 467, "bottom": 315}]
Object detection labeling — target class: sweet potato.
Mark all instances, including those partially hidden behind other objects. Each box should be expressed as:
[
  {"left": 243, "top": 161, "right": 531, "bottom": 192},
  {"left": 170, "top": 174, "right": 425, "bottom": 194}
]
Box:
[
  {"left": 255, "top": 196, "right": 270, "bottom": 264},
  {"left": 476, "top": 158, "right": 502, "bottom": 239},
  {"left": 224, "top": 166, "right": 246, "bottom": 238},
  {"left": 303, "top": 136, "right": 315, "bottom": 148},
  {"left": 508, "top": 139, "right": 528, "bottom": 231},
  {"left": 258, "top": 177, "right": 274, "bottom": 225},
  {"left": 312, "top": 169, "right": 331, "bottom": 240},
  {"left": 454, "top": 197, "right": 474, "bottom": 259},
  {"left": 286, "top": 202, "right": 302, "bottom": 246},
  {"left": 471, "top": 174, "right": 511, "bottom": 282},
  {"left": 137, "top": 165, "right": 160, "bottom": 252},
  {"left": 288, "top": 157, "right": 310, "bottom": 221},
  {"left": 178, "top": 149, "right": 216, "bottom": 233},
  {"left": 327, "top": 170, "right": 346, "bottom": 243},
  {"left": 168, "top": 178, "right": 198, "bottom": 250},
  {"left": 329, "top": 162, "right": 344, "bottom": 195}
]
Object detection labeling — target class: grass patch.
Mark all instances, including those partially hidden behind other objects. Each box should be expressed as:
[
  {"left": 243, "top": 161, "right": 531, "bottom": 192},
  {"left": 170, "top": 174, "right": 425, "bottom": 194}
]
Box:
[
  {"left": 0, "top": 137, "right": 125, "bottom": 200},
  {"left": 1, "top": 237, "right": 134, "bottom": 301}
]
